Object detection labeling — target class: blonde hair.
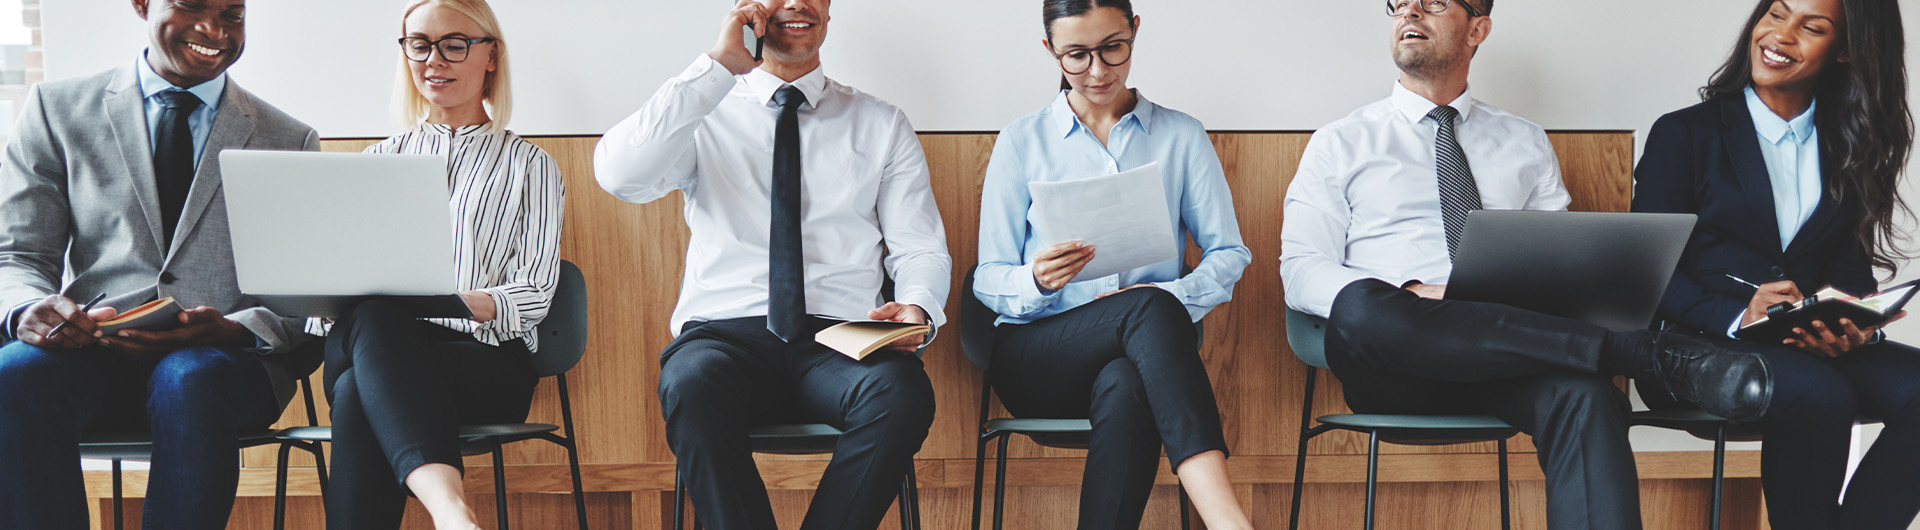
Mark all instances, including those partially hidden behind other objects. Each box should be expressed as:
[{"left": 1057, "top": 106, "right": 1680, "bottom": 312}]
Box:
[{"left": 392, "top": 0, "right": 513, "bottom": 134}]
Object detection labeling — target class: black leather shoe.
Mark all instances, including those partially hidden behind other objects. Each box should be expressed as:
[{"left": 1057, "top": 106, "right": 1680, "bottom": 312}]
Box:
[{"left": 1642, "top": 330, "right": 1773, "bottom": 422}]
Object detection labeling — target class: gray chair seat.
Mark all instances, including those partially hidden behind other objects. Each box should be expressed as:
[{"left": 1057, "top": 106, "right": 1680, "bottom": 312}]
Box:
[
  {"left": 79, "top": 429, "right": 284, "bottom": 459},
  {"left": 745, "top": 423, "right": 849, "bottom": 455},
  {"left": 1316, "top": 414, "right": 1519, "bottom": 446}
]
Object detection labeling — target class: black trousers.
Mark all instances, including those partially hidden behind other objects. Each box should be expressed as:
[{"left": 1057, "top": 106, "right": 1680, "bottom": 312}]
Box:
[
  {"left": 1326, "top": 280, "right": 1641, "bottom": 530},
  {"left": 1641, "top": 338, "right": 1920, "bottom": 530},
  {"left": 659, "top": 316, "right": 936, "bottom": 530},
  {"left": 322, "top": 300, "right": 538, "bottom": 530},
  {"left": 990, "top": 288, "right": 1227, "bottom": 530}
]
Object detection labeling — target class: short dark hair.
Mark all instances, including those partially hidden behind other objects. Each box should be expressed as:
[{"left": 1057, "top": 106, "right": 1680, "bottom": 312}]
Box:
[{"left": 1465, "top": 0, "right": 1493, "bottom": 16}]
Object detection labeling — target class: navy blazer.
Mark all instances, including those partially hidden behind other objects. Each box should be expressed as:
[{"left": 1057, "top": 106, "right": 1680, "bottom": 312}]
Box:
[{"left": 1632, "top": 95, "right": 1876, "bottom": 335}]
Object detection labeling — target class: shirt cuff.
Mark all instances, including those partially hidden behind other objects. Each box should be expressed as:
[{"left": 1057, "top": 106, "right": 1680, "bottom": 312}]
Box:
[
  {"left": 3, "top": 300, "right": 32, "bottom": 340},
  {"left": 688, "top": 54, "right": 739, "bottom": 93},
  {"left": 1727, "top": 310, "right": 1745, "bottom": 340}
]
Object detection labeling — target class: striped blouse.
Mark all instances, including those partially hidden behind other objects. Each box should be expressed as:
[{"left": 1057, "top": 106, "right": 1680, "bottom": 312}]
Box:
[{"left": 309, "top": 123, "right": 566, "bottom": 351}]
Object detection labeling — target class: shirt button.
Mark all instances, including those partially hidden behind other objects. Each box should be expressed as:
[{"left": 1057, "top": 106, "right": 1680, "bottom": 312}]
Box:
[
  {"left": 1770, "top": 266, "right": 1786, "bottom": 279},
  {"left": 160, "top": 272, "right": 177, "bottom": 284}
]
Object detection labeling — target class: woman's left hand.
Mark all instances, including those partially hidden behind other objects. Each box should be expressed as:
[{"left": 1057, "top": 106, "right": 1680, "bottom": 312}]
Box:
[
  {"left": 460, "top": 291, "right": 497, "bottom": 323},
  {"left": 1784, "top": 311, "right": 1903, "bottom": 357}
]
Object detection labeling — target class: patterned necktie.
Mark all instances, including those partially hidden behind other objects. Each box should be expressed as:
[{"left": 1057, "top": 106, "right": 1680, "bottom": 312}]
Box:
[
  {"left": 154, "top": 89, "right": 203, "bottom": 248},
  {"left": 1429, "top": 105, "right": 1481, "bottom": 261},
  {"left": 768, "top": 86, "right": 808, "bottom": 342}
]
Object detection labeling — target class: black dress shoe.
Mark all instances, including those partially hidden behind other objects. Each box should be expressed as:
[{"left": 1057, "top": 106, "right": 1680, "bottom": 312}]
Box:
[{"left": 1643, "top": 331, "right": 1774, "bottom": 422}]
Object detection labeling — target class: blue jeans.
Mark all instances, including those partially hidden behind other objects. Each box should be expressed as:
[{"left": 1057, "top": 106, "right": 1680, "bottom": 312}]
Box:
[{"left": 0, "top": 340, "right": 280, "bottom": 530}]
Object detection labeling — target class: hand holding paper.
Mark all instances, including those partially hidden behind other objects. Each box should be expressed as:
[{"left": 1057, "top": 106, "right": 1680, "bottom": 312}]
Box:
[{"left": 1026, "top": 163, "right": 1177, "bottom": 283}]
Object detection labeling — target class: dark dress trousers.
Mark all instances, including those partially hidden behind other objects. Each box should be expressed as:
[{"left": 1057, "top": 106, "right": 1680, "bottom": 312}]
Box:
[{"left": 1633, "top": 95, "right": 1920, "bottom": 530}]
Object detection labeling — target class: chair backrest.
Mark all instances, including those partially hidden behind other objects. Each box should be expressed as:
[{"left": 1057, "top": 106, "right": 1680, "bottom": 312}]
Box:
[
  {"left": 532, "top": 260, "right": 589, "bottom": 378},
  {"left": 1284, "top": 307, "right": 1331, "bottom": 370},
  {"left": 959, "top": 266, "right": 998, "bottom": 372}
]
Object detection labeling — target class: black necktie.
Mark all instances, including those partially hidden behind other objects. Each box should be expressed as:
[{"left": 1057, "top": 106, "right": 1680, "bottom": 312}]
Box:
[
  {"left": 154, "top": 90, "right": 203, "bottom": 248},
  {"left": 1429, "top": 105, "right": 1481, "bottom": 261},
  {"left": 768, "top": 86, "right": 807, "bottom": 342}
]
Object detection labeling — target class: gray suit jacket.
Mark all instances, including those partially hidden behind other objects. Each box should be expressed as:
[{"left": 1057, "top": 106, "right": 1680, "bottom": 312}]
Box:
[{"left": 0, "top": 64, "right": 321, "bottom": 409}]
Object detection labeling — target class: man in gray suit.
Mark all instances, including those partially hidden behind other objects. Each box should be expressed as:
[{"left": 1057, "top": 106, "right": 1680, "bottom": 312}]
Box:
[{"left": 0, "top": 0, "right": 320, "bottom": 527}]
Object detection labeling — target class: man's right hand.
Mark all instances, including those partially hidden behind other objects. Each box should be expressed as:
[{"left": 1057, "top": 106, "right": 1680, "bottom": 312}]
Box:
[
  {"left": 709, "top": 0, "right": 768, "bottom": 76},
  {"left": 15, "top": 294, "right": 118, "bottom": 350},
  {"left": 1032, "top": 241, "right": 1095, "bottom": 292},
  {"left": 1741, "top": 280, "right": 1803, "bottom": 328}
]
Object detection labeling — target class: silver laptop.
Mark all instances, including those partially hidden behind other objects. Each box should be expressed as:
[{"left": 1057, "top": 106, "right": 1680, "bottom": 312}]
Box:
[
  {"left": 1446, "top": 210, "right": 1696, "bottom": 332},
  {"left": 219, "top": 150, "right": 471, "bottom": 319}
]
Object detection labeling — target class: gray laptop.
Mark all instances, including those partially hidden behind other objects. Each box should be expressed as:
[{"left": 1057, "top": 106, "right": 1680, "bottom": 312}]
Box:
[
  {"left": 219, "top": 150, "right": 472, "bottom": 319},
  {"left": 1446, "top": 210, "right": 1696, "bottom": 332}
]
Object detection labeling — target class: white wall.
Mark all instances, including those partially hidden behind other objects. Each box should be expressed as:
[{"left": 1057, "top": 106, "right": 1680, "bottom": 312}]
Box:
[{"left": 42, "top": 1, "right": 1920, "bottom": 454}]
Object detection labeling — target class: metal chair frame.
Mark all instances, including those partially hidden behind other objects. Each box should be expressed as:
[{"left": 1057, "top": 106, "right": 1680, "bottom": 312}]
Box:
[{"left": 1284, "top": 308, "right": 1516, "bottom": 530}]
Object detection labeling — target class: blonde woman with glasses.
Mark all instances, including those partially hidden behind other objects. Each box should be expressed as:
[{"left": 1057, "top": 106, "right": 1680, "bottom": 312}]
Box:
[{"left": 316, "top": 0, "right": 563, "bottom": 528}]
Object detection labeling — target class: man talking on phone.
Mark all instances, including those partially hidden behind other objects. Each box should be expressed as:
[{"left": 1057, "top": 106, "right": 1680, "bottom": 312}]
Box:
[
  {"left": 595, "top": 0, "right": 949, "bottom": 528},
  {"left": 0, "top": 0, "right": 321, "bottom": 527}
]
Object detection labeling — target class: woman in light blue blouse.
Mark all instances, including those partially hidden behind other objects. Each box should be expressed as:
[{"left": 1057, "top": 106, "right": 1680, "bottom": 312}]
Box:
[{"left": 972, "top": 1, "right": 1253, "bottom": 528}]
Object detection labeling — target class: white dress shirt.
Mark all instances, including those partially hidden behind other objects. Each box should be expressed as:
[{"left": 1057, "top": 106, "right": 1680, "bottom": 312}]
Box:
[
  {"left": 1281, "top": 82, "right": 1571, "bottom": 318},
  {"left": 596, "top": 55, "right": 951, "bottom": 336}
]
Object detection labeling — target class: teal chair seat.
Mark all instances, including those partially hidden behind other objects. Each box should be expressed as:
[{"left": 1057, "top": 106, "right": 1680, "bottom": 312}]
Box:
[{"left": 1284, "top": 307, "right": 1517, "bottom": 530}]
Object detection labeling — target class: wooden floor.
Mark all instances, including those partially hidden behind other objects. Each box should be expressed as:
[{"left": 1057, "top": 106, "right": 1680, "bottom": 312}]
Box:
[{"left": 81, "top": 130, "right": 1784, "bottom": 529}]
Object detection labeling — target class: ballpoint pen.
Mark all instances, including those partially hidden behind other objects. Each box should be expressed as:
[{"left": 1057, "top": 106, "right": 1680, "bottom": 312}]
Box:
[
  {"left": 43, "top": 292, "right": 107, "bottom": 340},
  {"left": 1723, "top": 273, "right": 1763, "bottom": 290}
]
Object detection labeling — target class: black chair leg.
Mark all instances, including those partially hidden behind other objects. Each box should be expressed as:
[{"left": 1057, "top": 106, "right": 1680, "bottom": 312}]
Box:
[
  {"left": 1712, "top": 425, "right": 1726, "bottom": 530},
  {"left": 1498, "top": 438, "right": 1511, "bottom": 530},
  {"left": 1289, "top": 366, "right": 1319, "bottom": 530},
  {"left": 275, "top": 444, "right": 293, "bottom": 530},
  {"left": 493, "top": 442, "right": 510, "bottom": 530},
  {"left": 906, "top": 464, "right": 922, "bottom": 530},
  {"left": 565, "top": 439, "right": 588, "bottom": 530},
  {"left": 972, "top": 433, "right": 991, "bottom": 530},
  {"left": 111, "top": 458, "right": 124, "bottom": 530},
  {"left": 1178, "top": 480, "right": 1192, "bottom": 530},
  {"left": 1365, "top": 431, "right": 1380, "bottom": 530},
  {"left": 309, "top": 442, "right": 329, "bottom": 506},
  {"left": 672, "top": 468, "right": 685, "bottom": 530},
  {"left": 992, "top": 435, "right": 1010, "bottom": 530},
  {"left": 898, "top": 466, "right": 915, "bottom": 530}
]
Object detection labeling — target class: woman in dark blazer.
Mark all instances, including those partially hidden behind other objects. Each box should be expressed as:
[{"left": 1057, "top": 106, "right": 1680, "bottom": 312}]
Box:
[{"left": 1633, "top": 0, "right": 1917, "bottom": 528}]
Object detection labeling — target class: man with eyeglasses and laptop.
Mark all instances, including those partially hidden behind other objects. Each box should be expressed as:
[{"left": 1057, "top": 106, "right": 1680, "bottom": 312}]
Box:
[{"left": 1280, "top": 1, "right": 1777, "bottom": 528}]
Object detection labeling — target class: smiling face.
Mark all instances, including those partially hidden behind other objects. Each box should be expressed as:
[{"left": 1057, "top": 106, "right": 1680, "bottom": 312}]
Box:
[
  {"left": 1389, "top": 0, "right": 1488, "bottom": 79},
  {"left": 759, "top": 0, "right": 830, "bottom": 64},
  {"left": 1749, "top": 0, "right": 1847, "bottom": 94},
  {"left": 403, "top": 3, "right": 496, "bottom": 118},
  {"left": 136, "top": 0, "right": 245, "bottom": 87},
  {"left": 1045, "top": 6, "right": 1137, "bottom": 107}
]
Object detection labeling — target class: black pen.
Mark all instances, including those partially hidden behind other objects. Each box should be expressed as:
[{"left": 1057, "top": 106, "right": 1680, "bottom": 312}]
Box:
[
  {"left": 44, "top": 292, "right": 106, "bottom": 340},
  {"left": 1723, "top": 273, "right": 1763, "bottom": 290}
]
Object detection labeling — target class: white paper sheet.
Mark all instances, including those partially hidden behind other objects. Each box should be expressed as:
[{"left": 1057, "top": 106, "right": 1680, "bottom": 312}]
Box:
[{"left": 1026, "top": 163, "right": 1178, "bottom": 283}]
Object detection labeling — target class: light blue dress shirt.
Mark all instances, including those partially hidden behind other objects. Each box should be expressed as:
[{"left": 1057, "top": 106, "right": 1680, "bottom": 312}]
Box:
[
  {"left": 975, "top": 90, "right": 1252, "bottom": 325},
  {"left": 136, "top": 51, "right": 226, "bottom": 168},
  {"left": 1744, "top": 86, "right": 1822, "bottom": 250},
  {"left": 1727, "top": 86, "right": 1824, "bottom": 338}
]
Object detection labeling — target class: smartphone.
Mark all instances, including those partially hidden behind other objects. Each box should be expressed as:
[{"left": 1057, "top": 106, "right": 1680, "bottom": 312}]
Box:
[{"left": 742, "top": 23, "right": 764, "bottom": 62}]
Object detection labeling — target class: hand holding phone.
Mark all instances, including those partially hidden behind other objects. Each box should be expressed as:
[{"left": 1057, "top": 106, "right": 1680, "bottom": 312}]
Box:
[{"left": 710, "top": 0, "right": 767, "bottom": 75}]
